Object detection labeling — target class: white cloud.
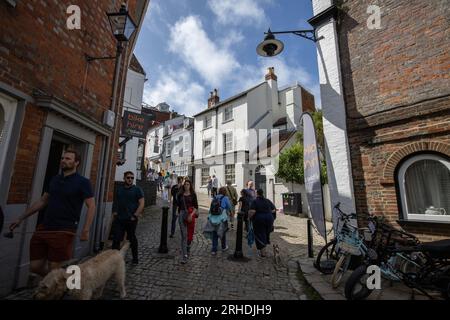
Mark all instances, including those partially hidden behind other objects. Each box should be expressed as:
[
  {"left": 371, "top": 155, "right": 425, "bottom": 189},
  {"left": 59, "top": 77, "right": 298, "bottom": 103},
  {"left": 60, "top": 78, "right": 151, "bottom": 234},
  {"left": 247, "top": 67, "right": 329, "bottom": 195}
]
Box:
[
  {"left": 169, "top": 16, "right": 239, "bottom": 87},
  {"left": 221, "top": 29, "right": 245, "bottom": 50},
  {"left": 143, "top": 68, "right": 207, "bottom": 116},
  {"left": 208, "top": 0, "right": 267, "bottom": 26}
]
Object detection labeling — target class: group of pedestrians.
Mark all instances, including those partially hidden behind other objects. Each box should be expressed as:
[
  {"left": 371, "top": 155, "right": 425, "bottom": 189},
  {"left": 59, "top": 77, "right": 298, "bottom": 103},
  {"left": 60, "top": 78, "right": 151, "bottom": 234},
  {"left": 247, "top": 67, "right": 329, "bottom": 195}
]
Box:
[
  {"left": 8, "top": 148, "right": 277, "bottom": 278},
  {"left": 206, "top": 175, "right": 219, "bottom": 198},
  {"left": 170, "top": 177, "right": 277, "bottom": 263}
]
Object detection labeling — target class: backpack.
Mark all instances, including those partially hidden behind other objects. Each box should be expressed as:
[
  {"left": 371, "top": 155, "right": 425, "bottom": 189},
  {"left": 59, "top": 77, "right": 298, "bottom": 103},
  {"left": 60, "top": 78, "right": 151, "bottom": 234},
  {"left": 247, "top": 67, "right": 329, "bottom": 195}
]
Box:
[{"left": 210, "top": 196, "right": 222, "bottom": 215}]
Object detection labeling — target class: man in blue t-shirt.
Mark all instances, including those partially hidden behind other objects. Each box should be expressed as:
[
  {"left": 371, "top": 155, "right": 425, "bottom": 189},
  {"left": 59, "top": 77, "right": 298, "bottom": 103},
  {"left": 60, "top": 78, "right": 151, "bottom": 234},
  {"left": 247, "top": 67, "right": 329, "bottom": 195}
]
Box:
[
  {"left": 9, "top": 149, "right": 96, "bottom": 276},
  {"left": 112, "top": 171, "right": 145, "bottom": 264}
]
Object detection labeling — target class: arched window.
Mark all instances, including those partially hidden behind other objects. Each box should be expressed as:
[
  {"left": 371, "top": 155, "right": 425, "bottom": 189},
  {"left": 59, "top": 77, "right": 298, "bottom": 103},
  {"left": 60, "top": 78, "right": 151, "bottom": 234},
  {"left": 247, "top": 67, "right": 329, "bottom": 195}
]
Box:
[{"left": 397, "top": 154, "right": 450, "bottom": 222}]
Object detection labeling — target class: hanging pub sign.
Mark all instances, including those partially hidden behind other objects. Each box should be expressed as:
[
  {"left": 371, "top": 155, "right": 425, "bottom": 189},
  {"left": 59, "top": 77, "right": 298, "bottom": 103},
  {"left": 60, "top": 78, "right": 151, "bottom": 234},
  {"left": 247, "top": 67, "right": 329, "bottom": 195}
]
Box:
[
  {"left": 121, "top": 111, "right": 154, "bottom": 138},
  {"left": 302, "top": 112, "right": 326, "bottom": 240}
]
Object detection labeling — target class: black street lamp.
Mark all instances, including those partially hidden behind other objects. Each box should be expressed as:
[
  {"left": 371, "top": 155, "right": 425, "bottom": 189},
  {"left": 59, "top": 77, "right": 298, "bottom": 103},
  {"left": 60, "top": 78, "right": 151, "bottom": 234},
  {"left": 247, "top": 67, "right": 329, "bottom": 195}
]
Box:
[
  {"left": 256, "top": 28, "right": 321, "bottom": 57},
  {"left": 256, "top": 25, "right": 322, "bottom": 258},
  {"left": 107, "top": 4, "right": 138, "bottom": 42}
]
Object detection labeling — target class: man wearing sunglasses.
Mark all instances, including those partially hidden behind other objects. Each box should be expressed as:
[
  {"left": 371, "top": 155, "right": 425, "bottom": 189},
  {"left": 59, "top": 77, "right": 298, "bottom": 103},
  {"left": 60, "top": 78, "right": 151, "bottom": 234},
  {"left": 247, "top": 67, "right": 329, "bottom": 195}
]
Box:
[{"left": 112, "top": 171, "right": 144, "bottom": 264}]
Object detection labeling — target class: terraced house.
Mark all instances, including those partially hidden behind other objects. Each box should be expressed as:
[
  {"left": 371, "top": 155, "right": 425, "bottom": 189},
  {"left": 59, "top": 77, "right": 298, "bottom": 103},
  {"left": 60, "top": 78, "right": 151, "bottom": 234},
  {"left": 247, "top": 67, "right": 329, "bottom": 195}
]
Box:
[
  {"left": 0, "top": 0, "right": 149, "bottom": 296},
  {"left": 193, "top": 67, "right": 316, "bottom": 199}
]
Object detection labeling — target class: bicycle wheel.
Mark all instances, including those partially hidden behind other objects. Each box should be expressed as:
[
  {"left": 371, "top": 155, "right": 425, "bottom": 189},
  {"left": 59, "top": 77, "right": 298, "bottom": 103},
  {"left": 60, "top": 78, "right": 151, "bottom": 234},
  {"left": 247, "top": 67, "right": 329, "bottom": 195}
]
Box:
[
  {"left": 331, "top": 253, "right": 352, "bottom": 288},
  {"left": 315, "top": 239, "right": 338, "bottom": 274},
  {"left": 345, "top": 265, "right": 374, "bottom": 300}
]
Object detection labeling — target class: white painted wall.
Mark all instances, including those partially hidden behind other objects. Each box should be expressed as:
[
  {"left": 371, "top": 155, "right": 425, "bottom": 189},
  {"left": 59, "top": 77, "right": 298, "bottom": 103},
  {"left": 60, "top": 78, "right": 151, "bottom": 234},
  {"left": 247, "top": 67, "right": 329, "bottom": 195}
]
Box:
[
  {"left": 313, "top": 0, "right": 356, "bottom": 218},
  {"left": 123, "top": 69, "right": 145, "bottom": 112},
  {"left": 115, "top": 68, "right": 146, "bottom": 181},
  {"left": 115, "top": 137, "right": 139, "bottom": 180}
]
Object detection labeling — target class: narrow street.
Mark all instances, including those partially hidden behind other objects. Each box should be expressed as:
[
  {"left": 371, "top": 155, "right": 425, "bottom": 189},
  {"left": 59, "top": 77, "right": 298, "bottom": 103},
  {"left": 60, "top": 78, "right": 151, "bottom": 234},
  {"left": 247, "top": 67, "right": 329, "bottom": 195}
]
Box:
[
  {"left": 100, "top": 193, "right": 326, "bottom": 300},
  {"left": 7, "top": 193, "right": 327, "bottom": 300}
]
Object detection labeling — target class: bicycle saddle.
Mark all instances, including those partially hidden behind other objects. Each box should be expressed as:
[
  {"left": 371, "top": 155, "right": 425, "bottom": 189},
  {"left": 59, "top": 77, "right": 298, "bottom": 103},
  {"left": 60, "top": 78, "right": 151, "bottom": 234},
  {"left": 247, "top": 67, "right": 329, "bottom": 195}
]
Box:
[{"left": 416, "top": 239, "right": 450, "bottom": 257}]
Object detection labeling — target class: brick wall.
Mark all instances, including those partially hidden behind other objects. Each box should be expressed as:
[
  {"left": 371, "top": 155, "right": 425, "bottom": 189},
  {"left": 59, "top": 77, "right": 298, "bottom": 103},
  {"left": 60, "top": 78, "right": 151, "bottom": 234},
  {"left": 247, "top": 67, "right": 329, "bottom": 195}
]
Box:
[
  {"left": 301, "top": 88, "right": 316, "bottom": 113},
  {"left": 1, "top": 0, "right": 145, "bottom": 205},
  {"left": 338, "top": 0, "right": 450, "bottom": 240}
]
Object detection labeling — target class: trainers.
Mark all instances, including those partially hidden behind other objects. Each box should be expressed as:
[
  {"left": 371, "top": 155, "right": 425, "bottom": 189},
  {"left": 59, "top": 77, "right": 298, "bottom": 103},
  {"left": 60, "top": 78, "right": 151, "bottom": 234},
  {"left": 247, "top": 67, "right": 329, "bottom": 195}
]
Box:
[
  {"left": 169, "top": 234, "right": 174, "bottom": 238},
  {"left": 181, "top": 255, "right": 188, "bottom": 264},
  {"left": 222, "top": 246, "right": 229, "bottom": 252},
  {"left": 211, "top": 251, "right": 217, "bottom": 256}
]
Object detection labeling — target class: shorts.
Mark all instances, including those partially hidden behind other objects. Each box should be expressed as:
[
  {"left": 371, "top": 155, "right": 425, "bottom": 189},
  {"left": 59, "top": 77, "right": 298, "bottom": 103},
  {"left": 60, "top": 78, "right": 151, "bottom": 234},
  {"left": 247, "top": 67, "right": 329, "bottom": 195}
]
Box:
[{"left": 30, "top": 226, "right": 76, "bottom": 262}]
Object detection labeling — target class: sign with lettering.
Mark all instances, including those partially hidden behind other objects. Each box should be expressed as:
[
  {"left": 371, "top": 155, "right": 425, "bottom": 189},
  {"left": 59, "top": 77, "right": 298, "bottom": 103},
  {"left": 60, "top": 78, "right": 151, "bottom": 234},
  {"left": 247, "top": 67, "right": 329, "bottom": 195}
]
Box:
[
  {"left": 302, "top": 112, "right": 326, "bottom": 239},
  {"left": 121, "top": 111, "right": 153, "bottom": 138}
]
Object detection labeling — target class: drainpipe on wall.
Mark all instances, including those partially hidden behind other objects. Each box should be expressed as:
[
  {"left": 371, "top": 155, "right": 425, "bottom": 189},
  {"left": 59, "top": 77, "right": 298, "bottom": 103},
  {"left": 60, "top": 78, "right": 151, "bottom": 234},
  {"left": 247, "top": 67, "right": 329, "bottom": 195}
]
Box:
[{"left": 94, "top": 42, "right": 125, "bottom": 251}]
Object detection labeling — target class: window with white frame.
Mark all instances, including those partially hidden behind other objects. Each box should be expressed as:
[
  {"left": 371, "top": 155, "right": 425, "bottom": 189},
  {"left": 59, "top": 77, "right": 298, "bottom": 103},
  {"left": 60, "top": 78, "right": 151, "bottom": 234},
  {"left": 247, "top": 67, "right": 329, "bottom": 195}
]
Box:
[
  {"left": 223, "top": 132, "right": 233, "bottom": 153},
  {"left": 225, "top": 164, "right": 235, "bottom": 184},
  {"left": 223, "top": 106, "right": 233, "bottom": 122},
  {"left": 165, "top": 141, "right": 172, "bottom": 157},
  {"left": 203, "top": 139, "right": 212, "bottom": 156},
  {"left": 397, "top": 154, "right": 450, "bottom": 222},
  {"left": 184, "top": 135, "right": 190, "bottom": 152},
  {"left": 201, "top": 167, "right": 210, "bottom": 186},
  {"left": 204, "top": 115, "right": 212, "bottom": 129}
]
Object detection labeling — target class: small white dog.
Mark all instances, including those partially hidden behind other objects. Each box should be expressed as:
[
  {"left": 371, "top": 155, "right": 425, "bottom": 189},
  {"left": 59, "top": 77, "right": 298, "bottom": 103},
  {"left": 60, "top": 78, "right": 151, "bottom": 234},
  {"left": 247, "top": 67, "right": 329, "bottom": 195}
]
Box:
[{"left": 34, "top": 242, "right": 129, "bottom": 300}]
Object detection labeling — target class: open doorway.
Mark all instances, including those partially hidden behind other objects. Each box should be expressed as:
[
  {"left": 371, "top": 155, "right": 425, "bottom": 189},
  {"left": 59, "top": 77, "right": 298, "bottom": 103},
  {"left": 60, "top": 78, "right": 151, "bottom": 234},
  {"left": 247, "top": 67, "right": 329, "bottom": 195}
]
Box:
[{"left": 36, "top": 132, "right": 87, "bottom": 228}]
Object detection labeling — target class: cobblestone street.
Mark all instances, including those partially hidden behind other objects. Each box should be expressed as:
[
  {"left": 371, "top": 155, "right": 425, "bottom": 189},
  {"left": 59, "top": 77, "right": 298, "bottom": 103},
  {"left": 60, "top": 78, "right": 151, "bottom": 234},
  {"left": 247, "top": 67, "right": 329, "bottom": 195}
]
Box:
[
  {"left": 101, "top": 193, "right": 327, "bottom": 300},
  {"left": 7, "top": 193, "right": 328, "bottom": 300}
]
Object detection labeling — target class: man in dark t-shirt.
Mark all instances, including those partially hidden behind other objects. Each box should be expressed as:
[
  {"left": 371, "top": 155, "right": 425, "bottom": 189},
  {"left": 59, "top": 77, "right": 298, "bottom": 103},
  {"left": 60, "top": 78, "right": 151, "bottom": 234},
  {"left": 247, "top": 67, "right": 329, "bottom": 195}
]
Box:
[
  {"left": 9, "top": 149, "right": 96, "bottom": 276},
  {"left": 112, "top": 171, "right": 144, "bottom": 264}
]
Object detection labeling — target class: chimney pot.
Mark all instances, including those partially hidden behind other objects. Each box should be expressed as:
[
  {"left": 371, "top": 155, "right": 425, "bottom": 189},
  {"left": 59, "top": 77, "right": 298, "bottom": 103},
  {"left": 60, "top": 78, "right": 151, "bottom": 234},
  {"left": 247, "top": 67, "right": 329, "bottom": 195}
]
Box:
[
  {"left": 265, "top": 67, "right": 277, "bottom": 81},
  {"left": 207, "top": 88, "right": 220, "bottom": 108}
]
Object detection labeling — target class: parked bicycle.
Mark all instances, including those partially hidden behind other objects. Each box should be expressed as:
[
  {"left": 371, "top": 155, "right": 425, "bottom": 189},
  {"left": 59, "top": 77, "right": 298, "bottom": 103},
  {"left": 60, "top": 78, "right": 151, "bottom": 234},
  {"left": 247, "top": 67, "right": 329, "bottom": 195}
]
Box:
[
  {"left": 345, "top": 226, "right": 450, "bottom": 300},
  {"left": 315, "top": 203, "right": 378, "bottom": 288},
  {"left": 315, "top": 203, "right": 353, "bottom": 274}
]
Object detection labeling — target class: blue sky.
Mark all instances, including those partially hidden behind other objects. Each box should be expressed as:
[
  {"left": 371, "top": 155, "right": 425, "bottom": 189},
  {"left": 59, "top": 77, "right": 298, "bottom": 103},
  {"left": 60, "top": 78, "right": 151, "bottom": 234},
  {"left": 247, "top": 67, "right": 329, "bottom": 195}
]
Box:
[{"left": 134, "top": 0, "right": 320, "bottom": 116}]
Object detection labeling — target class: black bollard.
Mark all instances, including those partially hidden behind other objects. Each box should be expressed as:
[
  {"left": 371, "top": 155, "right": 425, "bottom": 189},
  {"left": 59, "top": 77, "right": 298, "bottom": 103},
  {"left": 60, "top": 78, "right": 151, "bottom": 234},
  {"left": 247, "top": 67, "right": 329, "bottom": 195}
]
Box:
[
  {"left": 233, "top": 212, "right": 244, "bottom": 259},
  {"left": 158, "top": 206, "right": 169, "bottom": 253},
  {"left": 307, "top": 218, "right": 314, "bottom": 258}
]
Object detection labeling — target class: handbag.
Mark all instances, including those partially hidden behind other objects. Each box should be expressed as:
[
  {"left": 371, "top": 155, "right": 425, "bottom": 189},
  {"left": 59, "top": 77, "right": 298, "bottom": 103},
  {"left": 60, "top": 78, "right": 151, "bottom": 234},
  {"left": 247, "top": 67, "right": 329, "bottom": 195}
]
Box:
[
  {"left": 182, "top": 195, "right": 194, "bottom": 223},
  {"left": 227, "top": 186, "right": 238, "bottom": 206}
]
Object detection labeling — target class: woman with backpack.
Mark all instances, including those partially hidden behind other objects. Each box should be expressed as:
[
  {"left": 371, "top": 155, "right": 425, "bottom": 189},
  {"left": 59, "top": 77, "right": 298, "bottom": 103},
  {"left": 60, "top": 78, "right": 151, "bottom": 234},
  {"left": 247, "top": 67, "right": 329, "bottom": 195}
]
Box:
[
  {"left": 176, "top": 179, "right": 199, "bottom": 264},
  {"left": 208, "top": 187, "right": 232, "bottom": 255},
  {"left": 248, "top": 189, "right": 276, "bottom": 257}
]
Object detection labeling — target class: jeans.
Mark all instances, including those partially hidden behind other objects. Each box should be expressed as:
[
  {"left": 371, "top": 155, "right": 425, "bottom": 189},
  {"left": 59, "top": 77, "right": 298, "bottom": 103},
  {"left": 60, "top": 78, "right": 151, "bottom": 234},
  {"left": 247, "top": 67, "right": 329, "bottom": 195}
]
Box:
[
  {"left": 170, "top": 203, "right": 178, "bottom": 236},
  {"left": 112, "top": 218, "right": 138, "bottom": 260},
  {"left": 178, "top": 210, "right": 190, "bottom": 258},
  {"left": 212, "top": 230, "right": 227, "bottom": 252}
]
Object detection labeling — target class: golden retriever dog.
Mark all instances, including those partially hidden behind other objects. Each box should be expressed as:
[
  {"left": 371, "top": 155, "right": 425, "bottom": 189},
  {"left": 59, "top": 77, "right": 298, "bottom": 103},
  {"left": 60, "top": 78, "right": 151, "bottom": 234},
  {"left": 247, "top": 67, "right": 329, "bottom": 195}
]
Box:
[{"left": 33, "top": 242, "right": 129, "bottom": 300}]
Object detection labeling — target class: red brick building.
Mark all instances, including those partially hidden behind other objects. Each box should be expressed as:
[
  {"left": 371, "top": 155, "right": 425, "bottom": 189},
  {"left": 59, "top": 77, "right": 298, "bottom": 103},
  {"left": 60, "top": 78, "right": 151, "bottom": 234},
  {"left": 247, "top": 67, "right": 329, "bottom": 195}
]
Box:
[
  {"left": 0, "top": 0, "right": 149, "bottom": 296},
  {"left": 311, "top": 0, "right": 449, "bottom": 240}
]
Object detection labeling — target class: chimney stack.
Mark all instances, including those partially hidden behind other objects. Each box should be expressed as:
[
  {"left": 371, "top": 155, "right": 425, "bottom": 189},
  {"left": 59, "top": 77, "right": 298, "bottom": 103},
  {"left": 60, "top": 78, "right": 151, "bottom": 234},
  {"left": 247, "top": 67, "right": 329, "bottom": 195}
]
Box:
[
  {"left": 207, "top": 88, "right": 220, "bottom": 108},
  {"left": 265, "top": 67, "right": 277, "bottom": 81}
]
